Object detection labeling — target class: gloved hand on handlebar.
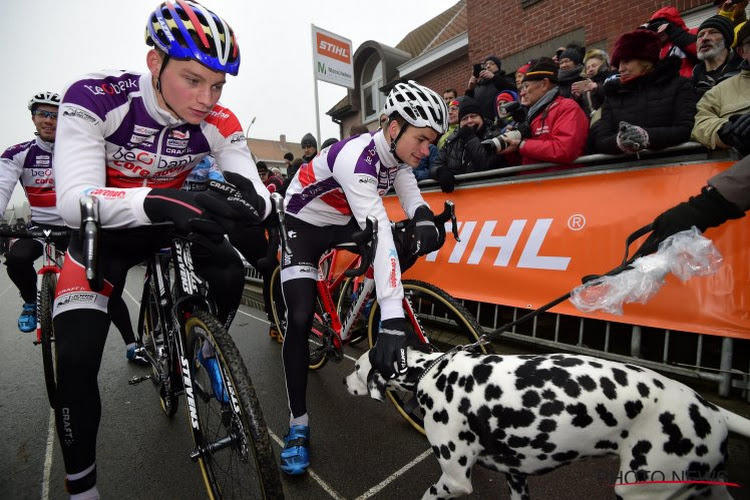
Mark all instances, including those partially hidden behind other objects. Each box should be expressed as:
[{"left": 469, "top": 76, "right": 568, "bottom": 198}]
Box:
[
  {"left": 206, "top": 171, "right": 266, "bottom": 225},
  {"left": 143, "top": 188, "right": 238, "bottom": 239},
  {"left": 369, "top": 318, "right": 409, "bottom": 379},
  {"left": 408, "top": 205, "right": 441, "bottom": 256}
]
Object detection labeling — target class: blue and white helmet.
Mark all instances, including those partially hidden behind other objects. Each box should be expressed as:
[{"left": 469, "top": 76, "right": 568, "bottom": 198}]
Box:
[
  {"left": 383, "top": 80, "right": 449, "bottom": 135},
  {"left": 28, "top": 91, "right": 60, "bottom": 111},
  {"left": 146, "top": 0, "right": 241, "bottom": 75}
]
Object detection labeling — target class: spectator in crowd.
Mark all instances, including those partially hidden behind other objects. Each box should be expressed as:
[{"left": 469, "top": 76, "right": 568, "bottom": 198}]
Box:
[
  {"left": 515, "top": 62, "right": 532, "bottom": 90},
  {"left": 693, "top": 14, "right": 742, "bottom": 96},
  {"left": 413, "top": 144, "right": 438, "bottom": 182},
  {"left": 571, "top": 49, "right": 613, "bottom": 116},
  {"left": 466, "top": 55, "right": 516, "bottom": 121},
  {"left": 589, "top": 29, "right": 697, "bottom": 155},
  {"left": 283, "top": 151, "right": 294, "bottom": 172},
  {"left": 484, "top": 57, "right": 589, "bottom": 169},
  {"left": 438, "top": 98, "right": 460, "bottom": 149},
  {"left": 300, "top": 132, "right": 317, "bottom": 163},
  {"left": 321, "top": 137, "right": 339, "bottom": 150},
  {"left": 557, "top": 45, "right": 589, "bottom": 113},
  {"left": 256, "top": 161, "right": 283, "bottom": 193},
  {"left": 552, "top": 46, "right": 567, "bottom": 65},
  {"left": 430, "top": 96, "right": 506, "bottom": 192},
  {"left": 641, "top": 6, "right": 698, "bottom": 78},
  {"left": 494, "top": 90, "right": 521, "bottom": 131},
  {"left": 691, "top": 20, "right": 750, "bottom": 155},
  {"left": 349, "top": 124, "right": 369, "bottom": 136},
  {"left": 443, "top": 88, "right": 458, "bottom": 103}
]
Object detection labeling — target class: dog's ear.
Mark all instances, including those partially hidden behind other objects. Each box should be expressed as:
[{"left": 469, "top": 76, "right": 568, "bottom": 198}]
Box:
[{"left": 366, "top": 368, "right": 387, "bottom": 401}]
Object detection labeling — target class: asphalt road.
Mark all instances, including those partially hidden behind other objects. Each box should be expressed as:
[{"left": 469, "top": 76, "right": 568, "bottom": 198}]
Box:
[{"left": 1, "top": 266, "right": 748, "bottom": 499}]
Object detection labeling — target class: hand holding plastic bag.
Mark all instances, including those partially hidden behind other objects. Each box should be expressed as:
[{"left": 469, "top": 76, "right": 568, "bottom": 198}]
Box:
[{"left": 570, "top": 227, "right": 722, "bottom": 315}]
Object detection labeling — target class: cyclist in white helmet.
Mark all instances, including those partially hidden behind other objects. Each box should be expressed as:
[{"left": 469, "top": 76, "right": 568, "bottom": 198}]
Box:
[{"left": 279, "top": 80, "right": 449, "bottom": 475}]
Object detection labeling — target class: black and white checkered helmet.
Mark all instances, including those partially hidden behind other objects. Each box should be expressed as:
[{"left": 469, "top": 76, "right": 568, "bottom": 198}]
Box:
[
  {"left": 384, "top": 81, "right": 448, "bottom": 135},
  {"left": 28, "top": 91, "right": 60, "bottom": 111}
]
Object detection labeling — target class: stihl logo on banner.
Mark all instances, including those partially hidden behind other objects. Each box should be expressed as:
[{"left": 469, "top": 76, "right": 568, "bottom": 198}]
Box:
[{"left": 317, "top": 33, "right": 350, "bottom": 63}]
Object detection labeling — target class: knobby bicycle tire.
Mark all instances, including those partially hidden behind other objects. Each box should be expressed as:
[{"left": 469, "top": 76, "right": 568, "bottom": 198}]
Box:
[
  {"left": 39, "top": 271, "right": 57, "bottom": 407},
  {"left": 185, "top": 310, "right": 283, "bottom": 499},
  {"left": 367, "top": 280, "right": 490, "bottom": 435}
]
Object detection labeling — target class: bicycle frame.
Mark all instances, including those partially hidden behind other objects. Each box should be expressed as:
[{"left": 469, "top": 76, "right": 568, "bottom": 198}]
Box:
[{"left": 34, "top": 240, "right": 64, "bottom": 344}]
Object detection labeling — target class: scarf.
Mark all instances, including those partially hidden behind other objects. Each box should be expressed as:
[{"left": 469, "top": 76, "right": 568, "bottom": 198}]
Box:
[{"left": 527, "top": 87, "right": 559, "bottom": 123}]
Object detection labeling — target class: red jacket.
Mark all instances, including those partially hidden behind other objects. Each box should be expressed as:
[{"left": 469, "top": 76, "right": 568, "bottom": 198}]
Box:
[
  {"left": 648, "top": 7, "right": 698, "bottom": 79},
  {"left": 518, "top": 95, "right": 589, "bottom": 168}
]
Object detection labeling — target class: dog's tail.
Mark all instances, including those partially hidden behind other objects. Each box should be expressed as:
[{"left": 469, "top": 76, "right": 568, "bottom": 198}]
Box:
[{"left": 721, "top": 407, "right": 750, "bottom": 438}]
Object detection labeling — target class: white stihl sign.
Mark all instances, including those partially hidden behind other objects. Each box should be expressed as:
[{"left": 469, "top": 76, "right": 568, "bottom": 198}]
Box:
[
  {"left": 311, "top": 25, "right": 354, "bottom": 89},
  {"left": 426, "top": 219, "right": 572, "bottom": 271}
]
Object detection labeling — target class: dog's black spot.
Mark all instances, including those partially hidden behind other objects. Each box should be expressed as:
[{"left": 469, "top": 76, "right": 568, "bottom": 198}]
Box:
[
  {"left": 509, "top": 435, "right": 530, "bottom": 448},
  {"left": 429, "top": 486, "right": 437, "bottom": 495},
  {"left": 541, "top": 389, "right": 556, "bottom": 399},
  {"left": 436, "top": 374, "right": 447, "bottom": 392},
  {"left": 473, "top": 364, "right": 493, "bottom": 385},
  {"left": 695, "top": 444, "right": 708, "bottom": 457},
  {"left": 445, "top": 384, "right": 454, "bottom": 404},
  {"left": 566, "top": 403, "right": 593, "bottom": 428},
  {"left": 660, "top": 412, "right": 694, "bottom": 456},
  {"left": 449, "top": 441, "right": 456, "bottom": 451},
  {"left": 653, "top": 378, "right": 665, "bottom": 390},
  {"left": 589, "top": 361, "right": 603, "bottom": 368},
  {"left": 537, "top": 454, "right": 548, "bottom": 460},
  {"left": 485, "top": 384, "right": 502, "bottom": 400},
  {"left": 493, "top": 405, "right": 536, "bottom": 429},
  {"left": 538, "top": 418, "right": 557, "bottom": 433},
  {"left": 637, "top": 382, "right": 650, "bottom": 398},
  {"left": 625, "top": 364, "right": 644, "bottom": 372},
  {"left": 595, "top": 440, "right": 618, "bottom": 450},
  {"left": 482, "top": 355, "right": 504, "bottom": 364},
  {"left": 629, "top": 440, "right": 652, "bottom": 470},
  {"left": 458, "top": 430, "right": 476, "bottom": 444},
  {"left": 621, "top": 430, "right": 629, "bottom": 439},
  {"left": 458, "top": 397, "right": 470, "bottom": 414},
  {"left": 448, "top": 371, "right": 459, "bottom": 385},
  {"left": 458, "top": 455, "right": 467, "bottom": 466},
  {"left": 551, "top": 450, "right": 579, "bottom": 462},
  {"left": 595, "top": 403, "right": 618, "bottom": 427},
  {"left": 522, "top": 390, "right": 541, "bottom": 408},
  {"left": 694, "top": 394, "right": 719, "bottom": 412},
  {"left": 600, "top": 377, "right": 617, "bottom": 400},
  {"left": 625, "top": 400, "right": 643, "bottom": 419},
  {"left": 563, "top": 379, "right": 581, "bottom": 398},
  {"left": 440, "top": 444, "right": 451, "bottom": 460},
  {"left": 689, "top": 404, "right": 712, "bottom": 438},
  {"left": 551, "top": 354, "right": 585, "bottom": 367},
  {"left": 549, "top": 367, "right": 573, "bottom": 389},
  {"left": 530, "top": 432, "right": 556, "bottom": 453},
  {"left": 540, "top": 400, "right": 565, "bottom": 417},
  {"left": 442, "top": 484, "right": 450, "bottom": 493},
  {"left": 577, "top": 375, "right": 597, "bottom": 392},
  {"left": 464, "top": 375, "right": 475, "bottom": 394},
  {"left": 433, "top": 409, "right": 450, "bottom": 425},
  {"left": 612, "top": 368, "right": 628, "bottom": 386}
]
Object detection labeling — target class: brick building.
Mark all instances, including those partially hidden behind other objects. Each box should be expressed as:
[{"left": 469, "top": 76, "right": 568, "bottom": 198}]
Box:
[{"left": 328, "top": 0, "right": 721, "bottom": 137}]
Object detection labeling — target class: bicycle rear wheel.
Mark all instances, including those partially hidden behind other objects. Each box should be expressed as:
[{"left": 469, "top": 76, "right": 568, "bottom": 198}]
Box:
[
  {"left": 185, "top": 310, "right": 283, "bottom": 499},
  {"left": 367, "top": 280, "right": 489, "bottom": 435},
  {"left": 39, "top": 271, "right": 57, "bottom": 406}
]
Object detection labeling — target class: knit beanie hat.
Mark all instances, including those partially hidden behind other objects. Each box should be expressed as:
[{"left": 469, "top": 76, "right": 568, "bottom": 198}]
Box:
[
  {"left": 734, "top": 21, "right": 750, "bottom": 48},
  {"left": 584, "top": 48, "right": 609, "bottom": 66},
  {"left": 516, "top": 62, "right": 531, "bottom": 75},
  {"left": 300, "top": 133, "right": 317, "bottom": 149},
  {"left": 256, "top": 161, "right": 268, "bottom": 174},
  {"left": 611, "top": 29, "right": 661, "bottom": 68},
  {"left": 483, "top": 55, "right": 503, "bottom": 72},
  {"left": 523, "top": 57, "right": 559, "bottom": 83},
  {"left": 495, "top": 90, "right": 518, "bottom": 108},
  {"left": 458, "top": 97, "right": 482, "bottom": 121},
  {"left": 559, "top": 47, "right": 584, "bottom": 65},
  {"left": 699, "top": 15, "right": 735, "bottom": 49}
]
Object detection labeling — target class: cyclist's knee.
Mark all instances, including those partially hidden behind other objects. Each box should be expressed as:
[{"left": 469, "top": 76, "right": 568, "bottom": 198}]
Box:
[{"left": 55, "top": 310, "right": 109, "bottom": 388}]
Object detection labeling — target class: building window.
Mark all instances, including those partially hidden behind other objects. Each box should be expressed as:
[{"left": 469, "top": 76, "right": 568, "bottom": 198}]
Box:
[{"left": 360, "top": 53, "right": 384, "bottom": 123}]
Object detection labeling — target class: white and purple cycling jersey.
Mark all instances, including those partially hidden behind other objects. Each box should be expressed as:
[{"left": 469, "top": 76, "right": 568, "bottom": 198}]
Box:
[
  {"left": 0, "top": 137, "right": 63, "bottom": 225},
  {"left": 284, "top": 130, "right": 428, "bottom": 320},
  {"left": 54, "top": 70, "right": 269, "bottom": 229}
]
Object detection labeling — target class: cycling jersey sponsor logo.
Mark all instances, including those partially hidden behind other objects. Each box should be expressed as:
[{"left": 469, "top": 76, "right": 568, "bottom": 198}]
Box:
[
  {"left": 111, "top": 147, "right": 196, "bottom": 171},
  {"left": 56, "top": 292, "right": 97, "bottom": 307},
  {"left": 229, "top": 132, "right": 245, "bottom": 144},
  {"left": 87, "top": 188, "right": 126, "bottom": 199},
  {"left": 61, "top": 407, "right": 74, "bottom": 445},
  {"left": 169, "top": 129, "right": 190, "bottom": 140},
  {"left": 28, "top": 167, "right": 52, "bottom": 178},
  {"left": 209, "top": 109, "right": 230, "bottom": 120},
  {"left": 134, "top": 125, "right": 158, "bottom": 136},
  {"left": 166, "top": 138, "right": 188, "bottom": 149},
  {"left": 129, "top": 134, "right": 154, "bottom": 145},
  {"left": 356, "top": 175, "right": 377, "bottom": 185},
  {"left": 389, "top": 248, "right": 398, "bottom": 288},
  {"left": 83, "top": 78, "right": 138, "bottom": 96},
  {"left": 62, "top": 108, "right": 98, "bottom": 123}
]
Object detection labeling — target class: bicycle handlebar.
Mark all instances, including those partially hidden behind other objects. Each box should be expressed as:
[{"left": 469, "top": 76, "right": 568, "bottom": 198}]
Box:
[
  {"left": 394, "top": 200, "right": 460, "bottom": 242},
  {"left": 0, "top": 224, "right": 70, "bottom": 240},
  {"left": 80, "top": 195, "right": 101, "bottom": 290},
  {"left": 342, "top": 216, "right": 378, "bottom": 278}
]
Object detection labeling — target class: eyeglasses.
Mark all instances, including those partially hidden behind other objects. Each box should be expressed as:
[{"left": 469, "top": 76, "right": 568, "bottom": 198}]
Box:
[{"left": 33, "top": 110, "right": 58, "bottom": 119}]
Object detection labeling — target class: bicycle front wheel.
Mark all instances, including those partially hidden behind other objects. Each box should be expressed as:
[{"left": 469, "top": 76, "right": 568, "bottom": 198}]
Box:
[
  {"left": 367, "top": 280, "right": 489, "bottom": 435},
  {"left": 39, "top": 271, "right": 57, "bottom": 406},
  {"left": 185, "top": 310, "right": 283, "bottom": 499}
]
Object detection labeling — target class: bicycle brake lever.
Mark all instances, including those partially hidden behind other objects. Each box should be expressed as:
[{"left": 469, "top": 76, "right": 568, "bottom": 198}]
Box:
[
  {"left": 446, "top": 200, "right": 460, "bottom": 242},
  {"left": 270, "top": 193, "right": 291, "bottom": 255}
]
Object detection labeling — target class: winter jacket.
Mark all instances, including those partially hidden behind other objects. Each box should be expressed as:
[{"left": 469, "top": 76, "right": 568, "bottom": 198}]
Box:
[
  {"left": 558, "top": 65, "right": 589, "bottom": 115},
  {"left": 589, "top": 57, "right": 697, "bottom": 155},
  {"left": 647, "top": 6, "right": 698, "bottom": 79},
  {"left": 691, "top": 63, "right": 750, "bottom": 149},
  {"left": 515, "top": 95, "right": 589, "bottom": 166},
  {"left": 431, "top": 124, "right": 506, "bottom": 178},
  {"left": 692, "top": 50, "right": 743, "bottom": 97},
  {"left": 466, "top": 71, "right": 517, "bottom": 122},
  {"left": 709, "top": 154, "right": 750, "bottom": 211}
]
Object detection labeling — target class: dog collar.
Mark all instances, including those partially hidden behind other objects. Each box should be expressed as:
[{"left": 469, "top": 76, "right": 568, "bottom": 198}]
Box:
[{"left": 417, "top": 347, "right": 460, "bottom": 384}]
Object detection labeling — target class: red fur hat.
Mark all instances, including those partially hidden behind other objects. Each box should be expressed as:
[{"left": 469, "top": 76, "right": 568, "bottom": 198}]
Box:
[{"left": 611, "top": 29, "right": 661, "bottom": 68}]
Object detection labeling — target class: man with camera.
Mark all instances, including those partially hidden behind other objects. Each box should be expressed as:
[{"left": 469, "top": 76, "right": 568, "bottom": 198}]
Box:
[
  {"left": 482, "top": 58, "right": 589, "bottom": 172},
  {"left": 430, "top": 97, "right": 506, "bottom": 192},
  {"left": 466, "top": 55, "right": 516, "bottom": 122}
]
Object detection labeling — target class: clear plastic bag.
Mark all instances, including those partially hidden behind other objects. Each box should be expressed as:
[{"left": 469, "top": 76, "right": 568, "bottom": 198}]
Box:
[{"left": 570, "top": 227, "right": 723, "bottom": 315}]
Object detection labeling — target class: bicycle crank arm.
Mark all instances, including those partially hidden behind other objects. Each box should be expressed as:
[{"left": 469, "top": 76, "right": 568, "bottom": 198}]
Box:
[{"left": 189, "top": 435, "right": 233, "bottom": 462}]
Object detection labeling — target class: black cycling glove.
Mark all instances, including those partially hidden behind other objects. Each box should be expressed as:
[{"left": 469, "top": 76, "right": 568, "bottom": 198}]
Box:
[
  {"left": 718, "top": 113, "right": 750, "bottom": 156},
  {"left": 143, "top": 188, "right": 236, "bottom": 238},
  {"left": 634, "top": 186, "right": 745, "bottom": 258},
  {"left": 206, "top": 171, "right": 266, "bottom": 224},
  {"left": 408, "top": 205, "right": 441, "bottom": 256},
  {"left": 369, "top": 317, "right": 408, "bottom": 379},
  {"left": 436, "top": 167, "right": 456, "bottom": 193}
]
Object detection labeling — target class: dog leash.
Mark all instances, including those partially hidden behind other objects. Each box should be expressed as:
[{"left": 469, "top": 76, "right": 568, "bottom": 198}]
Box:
[
  {"left": 417, "top": 346, "right": 463, "bottom": 384},
  {"left": 464, "top": 223, "right": 654, "bottom": 352}
]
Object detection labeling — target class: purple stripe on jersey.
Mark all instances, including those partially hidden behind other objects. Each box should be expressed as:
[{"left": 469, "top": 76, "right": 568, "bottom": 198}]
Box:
[
  {"left": 325, "top": 132, "right": 376, "bottom": 172},
  {"left": 286, "top": 177, "right": 342, "bottom": 214},
  {"left": 62, "top": 72, "right": 142, "bottom": 121},
  {"left": 107, "top": 97, "right": 162, "bottom": 152},
  {"left": 353, "top": 137, "right": 379, "bottom": 177},
  {"left": 1, "top": 140, "right": 33, "bottom": 160}
]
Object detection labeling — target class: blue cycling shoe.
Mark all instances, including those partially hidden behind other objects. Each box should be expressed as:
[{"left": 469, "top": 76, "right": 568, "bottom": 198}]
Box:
[
  {"left": 126, "top": 345, "right": 149, "bottom": 366},
  {"left": 197, "top": 349, "right": 229, "bottom": 404},
  {"left": 17, "top": 302, "right": 36, "bottom": 333},
  {"left": 280, "top": 425, "right": 310, "bottom": 475}
]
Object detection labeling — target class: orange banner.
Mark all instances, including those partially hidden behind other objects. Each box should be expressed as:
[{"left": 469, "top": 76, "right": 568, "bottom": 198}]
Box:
[{"left": 384, "top": 161, "right": 750, "bottom": 339}]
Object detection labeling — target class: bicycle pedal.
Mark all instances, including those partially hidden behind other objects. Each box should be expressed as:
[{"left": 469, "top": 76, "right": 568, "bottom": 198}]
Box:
[
  {"left": 32, "top": 340, "right": 41, "bottom": 346},
  {"left": 331, "top": 349, "right": 344, "bottom": 363},
  {"left": 129, "top": 375, "right": 153, "bottom": 385}
]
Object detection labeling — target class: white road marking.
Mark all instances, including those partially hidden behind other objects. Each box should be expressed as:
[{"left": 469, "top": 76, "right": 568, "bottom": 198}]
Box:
[
  {"left": 354, "top": 449, "right": 433, "bottom": 499},
  {"left": 42, "top": 406, "right": 55, "bottom": 500}
]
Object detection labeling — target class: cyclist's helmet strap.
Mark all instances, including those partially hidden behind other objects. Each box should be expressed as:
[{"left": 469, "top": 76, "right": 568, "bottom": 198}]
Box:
[
  {"left": 28, "top": 91, "right": 61, "bottom": 112},
  {"left": 145, "top": 0, "right": 241, "bottom": 76}
]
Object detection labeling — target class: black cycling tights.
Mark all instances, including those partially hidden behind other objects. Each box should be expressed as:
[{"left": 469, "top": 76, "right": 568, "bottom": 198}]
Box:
[{"left": 53, "top": 228, "right": 245, "bottom": 474}]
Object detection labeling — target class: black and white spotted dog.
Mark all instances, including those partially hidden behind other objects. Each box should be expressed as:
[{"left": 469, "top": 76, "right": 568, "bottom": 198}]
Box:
[{"left": 345, "top": 348, "right": 750, "bottom": 499}]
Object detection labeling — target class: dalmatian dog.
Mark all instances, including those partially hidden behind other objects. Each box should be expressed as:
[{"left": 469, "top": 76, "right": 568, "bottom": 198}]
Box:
[{"left": 345, "top": 347, "right": 750, "bottom": 499}]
